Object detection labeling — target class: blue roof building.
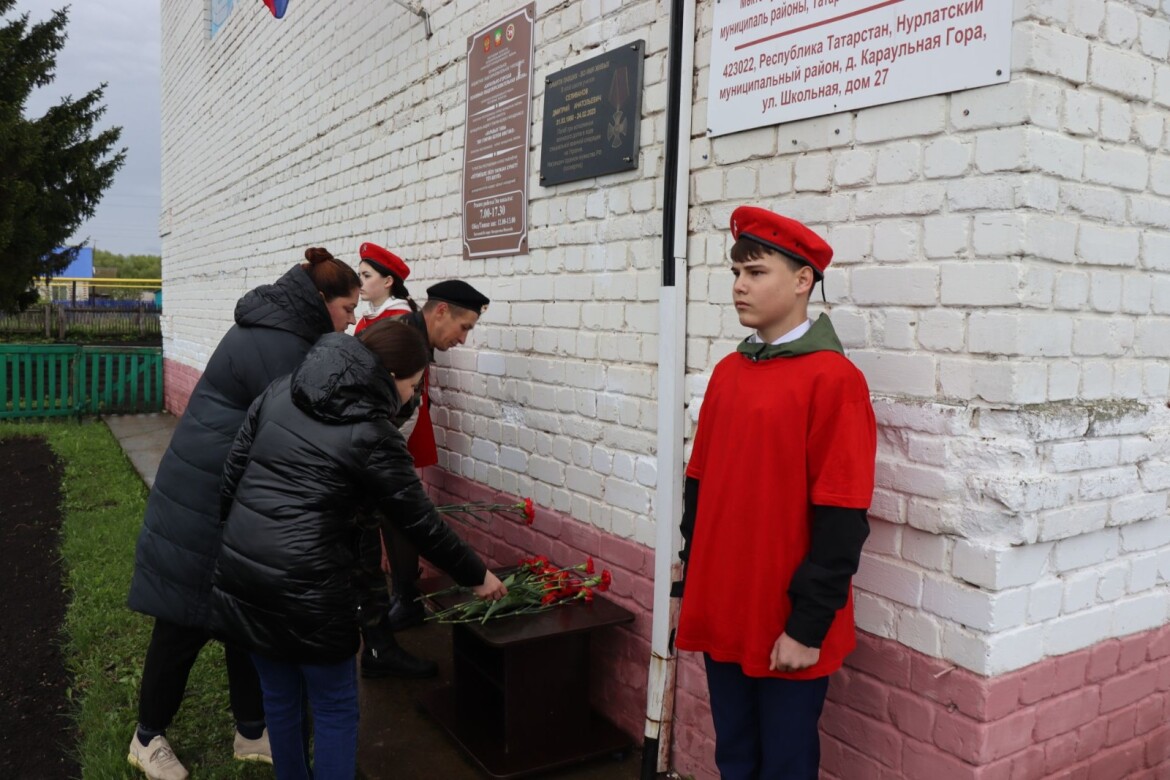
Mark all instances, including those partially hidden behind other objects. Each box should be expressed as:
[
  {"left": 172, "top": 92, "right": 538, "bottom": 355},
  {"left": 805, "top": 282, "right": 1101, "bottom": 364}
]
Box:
[{"left": 54, "top": 247, "right": 94, "bottom": 278}]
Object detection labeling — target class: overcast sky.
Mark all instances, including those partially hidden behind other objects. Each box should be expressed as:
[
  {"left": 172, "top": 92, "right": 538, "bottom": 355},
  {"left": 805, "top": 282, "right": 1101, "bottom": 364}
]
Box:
[{"left": 19, "top": 0, "right": 161, "bottom": 257}]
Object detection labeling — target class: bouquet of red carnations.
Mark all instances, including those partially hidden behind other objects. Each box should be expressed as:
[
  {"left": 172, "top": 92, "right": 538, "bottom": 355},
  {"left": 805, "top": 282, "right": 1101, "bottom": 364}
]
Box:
[{"left": 423, "top": 555, "right": 614, "bottom": 624}]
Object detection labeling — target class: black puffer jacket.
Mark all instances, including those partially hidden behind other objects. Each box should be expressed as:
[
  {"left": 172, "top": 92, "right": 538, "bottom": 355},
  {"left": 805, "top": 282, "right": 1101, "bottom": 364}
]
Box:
[
  {"left": 210, "top": 333, "right": 487, "bottom": 665},
  {"left": 127, "top": 265, "right": 334, "bottom": 628}
]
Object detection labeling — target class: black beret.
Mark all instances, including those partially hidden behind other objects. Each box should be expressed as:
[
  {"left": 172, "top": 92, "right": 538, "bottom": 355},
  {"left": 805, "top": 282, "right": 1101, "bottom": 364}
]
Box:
[{"left": 427, "top": 280, "right": 490, "bottom": 314}]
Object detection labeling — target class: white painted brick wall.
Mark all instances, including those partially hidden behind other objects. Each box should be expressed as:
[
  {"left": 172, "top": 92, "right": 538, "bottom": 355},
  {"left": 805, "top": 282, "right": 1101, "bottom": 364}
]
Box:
[
  {"left": 840, "top": 0, "right": 1170, "bottom": 671},
  {"left": 160, "top": 0, "right": 1170, "bottom": 679}
]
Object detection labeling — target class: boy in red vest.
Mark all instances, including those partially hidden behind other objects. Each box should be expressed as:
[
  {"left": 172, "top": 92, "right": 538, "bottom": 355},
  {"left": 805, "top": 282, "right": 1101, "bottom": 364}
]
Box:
[{"left": 674, "top": 206, "right": 877, "bottom": 779}]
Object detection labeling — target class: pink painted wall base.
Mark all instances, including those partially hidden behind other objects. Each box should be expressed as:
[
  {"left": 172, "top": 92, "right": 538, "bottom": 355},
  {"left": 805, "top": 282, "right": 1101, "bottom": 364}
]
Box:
[
  {"left": 827, "top": 629, "right": 1169, "bottom": 780},
  {"left": 163, "top": 358, "right": 201, "bottom": 417},
  {"left": 671, "top": 625, "right": 1170, "bottom": 780},
  {"left": 838, "top": 627, "right": 1169, "bottom": 779}
]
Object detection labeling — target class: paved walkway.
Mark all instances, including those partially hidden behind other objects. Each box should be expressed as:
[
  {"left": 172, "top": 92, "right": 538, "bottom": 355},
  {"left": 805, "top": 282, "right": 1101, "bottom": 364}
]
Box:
[
  {"left": 104, "top": 413, "right": 643, "bottom": 780},
  {"left": 103, "top": 413, "right": 177, "bottom": 489}
]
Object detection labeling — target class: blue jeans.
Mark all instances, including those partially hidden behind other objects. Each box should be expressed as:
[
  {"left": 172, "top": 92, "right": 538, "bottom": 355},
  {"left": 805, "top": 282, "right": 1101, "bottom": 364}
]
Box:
[
  {"left": 704, "top": 655, "right": 830, "bottom": 780},
  {"left": 250, "top": 653, "right": 359, "bottom": 780}
]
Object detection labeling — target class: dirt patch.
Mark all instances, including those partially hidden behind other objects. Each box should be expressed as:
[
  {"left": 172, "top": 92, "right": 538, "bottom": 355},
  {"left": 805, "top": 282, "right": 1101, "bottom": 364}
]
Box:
[{"left": 0, "top": 436, "right": 78, "bottom": 778}]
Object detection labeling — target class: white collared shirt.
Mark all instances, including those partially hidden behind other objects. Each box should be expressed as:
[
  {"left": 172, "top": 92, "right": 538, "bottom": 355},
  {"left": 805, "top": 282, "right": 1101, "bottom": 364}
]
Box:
[
  {"left": 747, "top": 319, "right": 812, "bottom": 346},
  {"left": 362, "top": 296, "right": 410, "bottom": 320}
]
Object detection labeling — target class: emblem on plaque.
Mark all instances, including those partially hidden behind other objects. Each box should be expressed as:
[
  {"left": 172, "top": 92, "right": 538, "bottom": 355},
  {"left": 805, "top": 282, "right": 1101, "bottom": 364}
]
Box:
[
  {"left": 606, "top": 66, "right": 630, "bottom": 149},
  {"left": 540, "top": 41, "right": 643, "bottom": 186},
  {"left": 606, "top": 111, "right": 627, "bottom": 148}
]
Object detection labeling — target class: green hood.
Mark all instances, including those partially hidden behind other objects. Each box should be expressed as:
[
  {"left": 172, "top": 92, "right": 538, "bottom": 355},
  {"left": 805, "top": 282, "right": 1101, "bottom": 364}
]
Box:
[{"left": 735, "top": 313, "right": 844, "bottom": 361}]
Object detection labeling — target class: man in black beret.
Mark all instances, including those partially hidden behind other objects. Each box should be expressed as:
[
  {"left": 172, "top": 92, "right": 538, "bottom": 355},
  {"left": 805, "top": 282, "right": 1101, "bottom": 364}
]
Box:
[
  {"left": 396, "top": 280, "right": 490, "bottom": 464},
  {"left": 358, "top": 279, "right": 491, "bottom": 680},
  {"left": 422, "top": 280, "right": 490, "bottom": 347}
]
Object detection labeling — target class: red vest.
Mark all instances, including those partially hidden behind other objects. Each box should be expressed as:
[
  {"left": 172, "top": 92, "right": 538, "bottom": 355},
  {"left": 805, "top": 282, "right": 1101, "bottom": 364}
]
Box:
[{"left": 675, "top": 350, "right": 876, "bottom": 679}]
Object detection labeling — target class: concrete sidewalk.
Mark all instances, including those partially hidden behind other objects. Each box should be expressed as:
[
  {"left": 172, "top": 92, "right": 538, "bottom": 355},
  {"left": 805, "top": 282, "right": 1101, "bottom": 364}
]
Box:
[
  {"left": 103, "top": 412, "right": 643, "bottom": 780},
  {"left": 104, "top": 413, "right": 177, "bottom": 490}
]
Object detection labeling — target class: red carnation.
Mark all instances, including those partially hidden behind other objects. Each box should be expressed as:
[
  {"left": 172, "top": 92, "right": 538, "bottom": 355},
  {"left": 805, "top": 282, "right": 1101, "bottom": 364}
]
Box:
[
  {"left": 523, "top": 497, "right": 535, "bottom": 524},
  {"left": 424, "top": 555, "right": 610, "bottom": 625}
]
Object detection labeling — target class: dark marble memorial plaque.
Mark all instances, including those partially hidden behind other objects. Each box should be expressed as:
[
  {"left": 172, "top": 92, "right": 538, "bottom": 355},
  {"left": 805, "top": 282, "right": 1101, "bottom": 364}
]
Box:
[{"left": 539, "top": 40, "right": 644, "bottom": 187}]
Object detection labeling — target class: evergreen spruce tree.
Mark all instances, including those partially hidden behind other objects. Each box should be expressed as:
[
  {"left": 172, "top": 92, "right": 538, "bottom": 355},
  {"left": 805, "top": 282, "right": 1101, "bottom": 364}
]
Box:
[{"left": 0, "top": 0, "right": 125, "bottom": 311}]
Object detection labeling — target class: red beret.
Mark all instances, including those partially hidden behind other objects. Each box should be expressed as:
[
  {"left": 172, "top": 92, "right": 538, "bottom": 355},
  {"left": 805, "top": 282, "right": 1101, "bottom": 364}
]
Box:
[
  {"left": 358, "top": 242, "right": 410, "bottom": 281},
  {"left": 729, "top": 206, "right": 832, "bottom": 279}
]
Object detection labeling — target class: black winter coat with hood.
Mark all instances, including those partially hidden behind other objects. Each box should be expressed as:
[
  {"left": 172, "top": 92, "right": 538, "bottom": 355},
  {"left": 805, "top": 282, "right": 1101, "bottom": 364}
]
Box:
[
  {"left": 209, "top": 333, "right": 487, "bottom": 665},
  {"left": 127, "top": 265, "right": 335, "bottom": 628}
]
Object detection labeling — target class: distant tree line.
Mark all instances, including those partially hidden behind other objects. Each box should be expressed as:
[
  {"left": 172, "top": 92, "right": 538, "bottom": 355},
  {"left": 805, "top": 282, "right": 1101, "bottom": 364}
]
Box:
[{"left": 94, "top": 250, "right": 161, "bottom": 279}]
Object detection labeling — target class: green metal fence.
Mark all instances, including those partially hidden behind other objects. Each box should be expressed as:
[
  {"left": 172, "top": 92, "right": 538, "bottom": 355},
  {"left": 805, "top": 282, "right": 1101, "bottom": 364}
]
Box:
[{"left": 0, "top": 345, "right": 164, "bottom": 418}]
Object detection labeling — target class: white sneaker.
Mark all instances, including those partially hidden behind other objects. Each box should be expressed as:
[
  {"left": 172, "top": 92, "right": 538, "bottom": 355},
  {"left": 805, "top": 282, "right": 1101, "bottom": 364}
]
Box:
[
  {"left": 127, "top": 734, "right": 189, "bottom": 780},
  {"left": 234, "top": 727, "right": 273, "bottom": 764}
]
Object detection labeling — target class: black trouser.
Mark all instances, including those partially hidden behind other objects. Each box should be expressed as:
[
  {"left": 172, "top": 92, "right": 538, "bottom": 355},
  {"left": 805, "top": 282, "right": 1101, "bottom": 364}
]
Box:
[
  {"left": 703, "top": 654, "right": 829, "bottom": 780},
  {"left": 355, "top": 525, "right": 421, "bottom": 649},
  {"left": 386, "top": 526, "right": 421, "bottom": 598},
  {"left": 137, "top": 617, "right": 265, "bottom": 733}
]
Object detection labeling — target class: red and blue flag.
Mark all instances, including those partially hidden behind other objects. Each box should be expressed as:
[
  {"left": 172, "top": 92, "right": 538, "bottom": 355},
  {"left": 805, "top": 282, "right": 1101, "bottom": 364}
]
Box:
[{"left": 262, "top": 0, "right": 289, "bottom": 18}]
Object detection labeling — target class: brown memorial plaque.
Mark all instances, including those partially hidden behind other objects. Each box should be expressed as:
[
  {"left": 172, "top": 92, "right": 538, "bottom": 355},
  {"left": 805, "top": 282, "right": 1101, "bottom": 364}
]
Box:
[
  {"left": 539, "top": 40, "right": 644, "bottom": 187},
  {"left": 462, "top": 4, "right": 535, "bottom": 260}
]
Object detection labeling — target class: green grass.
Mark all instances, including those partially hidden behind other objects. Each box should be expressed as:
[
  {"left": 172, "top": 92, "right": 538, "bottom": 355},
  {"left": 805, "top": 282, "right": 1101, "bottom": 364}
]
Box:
[{"left": 0, "top": 421, "right": 269, "bottom": 779}]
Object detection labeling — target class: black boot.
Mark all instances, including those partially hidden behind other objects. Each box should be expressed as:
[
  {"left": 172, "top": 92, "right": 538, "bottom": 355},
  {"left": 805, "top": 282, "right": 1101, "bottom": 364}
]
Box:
[
  {"left": 385, "top": 591, "right": 427, "bottom": 632},
  {"left": 361, "top": 636, "right": 438, "bottom": 679}
]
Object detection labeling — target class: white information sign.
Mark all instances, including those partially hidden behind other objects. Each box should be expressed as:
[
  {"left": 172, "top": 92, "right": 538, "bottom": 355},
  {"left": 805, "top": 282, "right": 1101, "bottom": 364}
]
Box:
[{"left": 707, "top": 0, "right": 1011, "bottom": 137}]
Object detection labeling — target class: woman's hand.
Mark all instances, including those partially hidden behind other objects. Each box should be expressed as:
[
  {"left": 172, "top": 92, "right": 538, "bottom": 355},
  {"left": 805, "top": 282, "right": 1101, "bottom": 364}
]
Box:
[{"left": 471, "top": 570, "right": 508, "bottom": 601}]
